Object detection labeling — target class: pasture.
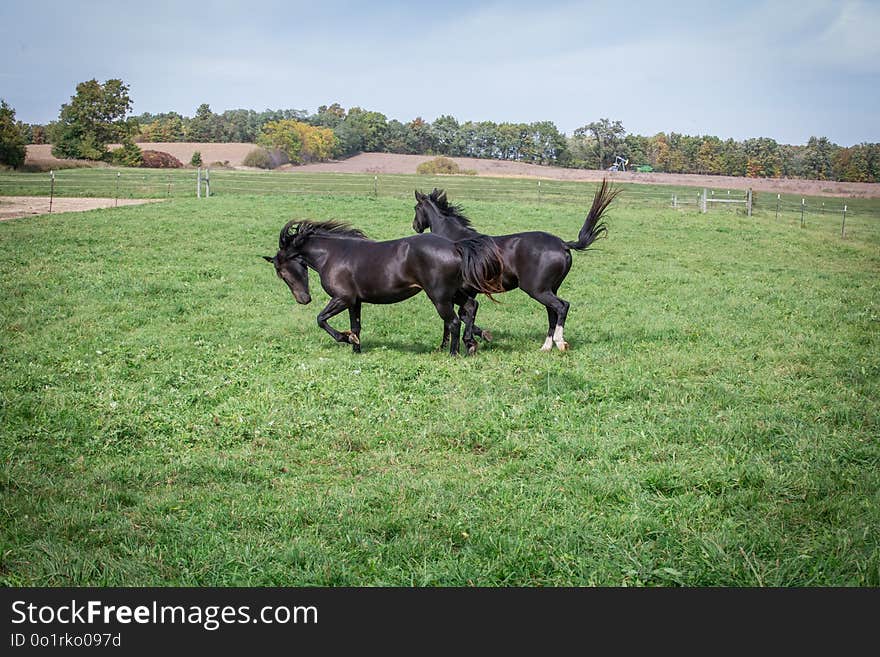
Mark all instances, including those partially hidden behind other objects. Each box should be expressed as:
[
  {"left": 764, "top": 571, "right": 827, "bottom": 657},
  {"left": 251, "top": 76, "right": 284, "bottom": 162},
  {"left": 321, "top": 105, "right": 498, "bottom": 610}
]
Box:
[{"left": 1, "top": 185, "right": 878, "bottom": 585}]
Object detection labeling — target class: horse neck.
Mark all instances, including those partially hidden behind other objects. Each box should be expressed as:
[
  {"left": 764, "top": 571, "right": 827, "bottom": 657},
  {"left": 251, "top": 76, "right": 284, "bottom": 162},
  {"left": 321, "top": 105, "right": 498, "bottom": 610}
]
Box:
[
  {"left": 429, "top": 212, "right": 475, "bottom": 240},
  {"left": 297, "top": 237, "right": 333, "bottom": 272},
  {"left": 298, "top": 235, "right": 367, "bottom": 272}
]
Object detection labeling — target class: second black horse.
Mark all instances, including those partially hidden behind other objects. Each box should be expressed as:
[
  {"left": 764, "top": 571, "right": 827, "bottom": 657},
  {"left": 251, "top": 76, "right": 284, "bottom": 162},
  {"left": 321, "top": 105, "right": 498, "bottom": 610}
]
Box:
[{"left": 413, "top": 179, "right": 620, "bottom": 351}]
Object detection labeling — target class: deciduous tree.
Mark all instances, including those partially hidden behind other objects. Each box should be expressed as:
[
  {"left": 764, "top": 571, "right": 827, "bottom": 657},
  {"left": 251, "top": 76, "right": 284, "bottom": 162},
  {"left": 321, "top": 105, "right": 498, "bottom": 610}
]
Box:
[
  {"left": 0, "top": 100, "right": 27, "bottom": 168},
  {"left": 51, "top": 79, "right": 134, "bottom": 160}
]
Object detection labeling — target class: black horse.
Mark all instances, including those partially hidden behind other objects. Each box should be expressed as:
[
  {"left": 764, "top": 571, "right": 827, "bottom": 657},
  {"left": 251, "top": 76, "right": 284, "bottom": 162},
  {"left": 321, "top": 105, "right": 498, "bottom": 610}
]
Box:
[
  {"left": 264, "top": 220, "right": 504, "bottom": 355},
  {"left": 413, "top": 179, "right": 620, "bottom": 351}
]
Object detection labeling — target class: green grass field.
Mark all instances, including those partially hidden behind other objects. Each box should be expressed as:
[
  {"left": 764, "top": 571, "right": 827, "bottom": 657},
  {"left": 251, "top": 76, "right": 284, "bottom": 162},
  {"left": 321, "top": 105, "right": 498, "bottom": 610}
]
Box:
[{"left": 1, "top": 186, "right": 878, "bottom": 585}]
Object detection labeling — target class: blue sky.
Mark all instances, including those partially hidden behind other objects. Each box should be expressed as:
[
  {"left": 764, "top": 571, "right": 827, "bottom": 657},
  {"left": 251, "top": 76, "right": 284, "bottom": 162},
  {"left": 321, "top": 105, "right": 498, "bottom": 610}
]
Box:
[{"left": 1, "top": 0, "right": 878, "bottom": 145}]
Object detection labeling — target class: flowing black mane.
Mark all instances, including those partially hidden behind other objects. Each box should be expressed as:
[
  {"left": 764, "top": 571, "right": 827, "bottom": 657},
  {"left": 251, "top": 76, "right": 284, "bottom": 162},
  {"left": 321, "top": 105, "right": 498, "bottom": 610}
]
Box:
[
  {"left": 428, "top": 189, "right": 476, "bottom": 230},
  {"left": 279, "top": 219, "right": 370, "bottom": 250}
]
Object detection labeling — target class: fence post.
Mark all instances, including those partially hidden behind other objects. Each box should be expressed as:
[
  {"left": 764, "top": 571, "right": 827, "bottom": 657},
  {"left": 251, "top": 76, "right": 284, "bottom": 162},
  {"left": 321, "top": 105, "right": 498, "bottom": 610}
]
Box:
[
  {"left": 775, "top": 193, "right": 780, "bottom": 220},
  {"left": 537, "top": 180, "right": 541, "bottom": 202},
  {"left": 800, "top": 198, "right": 805, "bottom": 227},
  {"left": 373, "top": 175, "right": 378, "bottom": 197},
  {"left": 841, "top": 205, "right": 847, "bottom": 238},
  {"left": 49, "top": 170, "right": 55, "bottom": 213},
  {"left": 115, "top": 171, "right": 120, "bottom": 207},
  {"left": 197, "top": 167, "right": 202, "bottom": 198},
  {"left": 672, "top": 194, "right": 677, "bottom": 209},
  {"left": 701, "top": 188, "right": 707, "bottom": 213},
  {"left": 205, "top": 169, "right": 210, "bottom": 198},
  {"left": 747, "top": 189, "right": 752, "bottom": 217}
]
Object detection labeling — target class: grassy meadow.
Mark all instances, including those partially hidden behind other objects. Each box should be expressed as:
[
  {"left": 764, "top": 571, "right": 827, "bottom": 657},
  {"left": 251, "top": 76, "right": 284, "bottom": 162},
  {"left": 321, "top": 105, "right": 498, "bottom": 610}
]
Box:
[{"left": 1, "top": 187, "right": 878, "bottom": 585}]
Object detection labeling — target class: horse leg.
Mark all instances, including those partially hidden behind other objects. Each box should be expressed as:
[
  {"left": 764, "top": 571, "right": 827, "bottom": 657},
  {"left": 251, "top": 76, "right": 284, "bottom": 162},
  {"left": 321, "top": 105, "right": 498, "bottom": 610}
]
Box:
[
  {"left": 432, "top": 299, "right": 462, "bottom": 356},
  {"left": 541, "top": 305, "right": 558, "bottom": 352},
  {"left": 459, "top": 297, "right": 492, "bottom": 343},
  {"left": 528, "top": 291, "right": 570, "bottom": 351},
  {"left": 551, "top": 294, "right": 571, "bottom": 351},
  {"left": 460, "top": 296, "right": 480, "bottom": 356},
  {"left": 453, "top": 291, "right": 479, "bottom": 355},
  {"left": 347, "top": 301, "right": 362, "bottom": 353},
  {"left": 440, "top": 324, "right": 450, "bottom": 351},
  {"left": 316, "top": 297, "right": 358, "bottom": 346}
]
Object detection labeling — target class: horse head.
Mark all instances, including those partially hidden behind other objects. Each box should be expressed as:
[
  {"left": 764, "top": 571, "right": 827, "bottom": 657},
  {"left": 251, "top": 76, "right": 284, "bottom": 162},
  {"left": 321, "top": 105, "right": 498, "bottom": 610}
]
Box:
[
  {"left": 412, "top": 189, "right": 445, "bottom": 233},
  {"left": 263, "top": 221, "right": 311, "bottom": 304}
]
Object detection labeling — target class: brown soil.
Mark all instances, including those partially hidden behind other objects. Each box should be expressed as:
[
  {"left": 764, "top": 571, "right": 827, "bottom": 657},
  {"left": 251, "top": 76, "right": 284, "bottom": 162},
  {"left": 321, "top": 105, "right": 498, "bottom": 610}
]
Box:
[
  {"left": 25, "top": 143, "right": 257, "bottom": 170},
  {"left": 294, "top": 153, "right": 880, "bottom": 198},
  {"left": 24, "top": 145, "right": 880, "bottom": 198},
  {"left": 0, "top": 196, "right": 162, "bottom": 221}
]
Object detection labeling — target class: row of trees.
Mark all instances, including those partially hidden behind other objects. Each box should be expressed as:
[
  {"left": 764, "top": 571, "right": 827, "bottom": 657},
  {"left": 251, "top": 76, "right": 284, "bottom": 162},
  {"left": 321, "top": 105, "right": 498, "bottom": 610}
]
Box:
[
  {"left": 117, "top": 100, "right": 880, "bottom": 182},
  {"left": 4, "top": 78, "right": 879, "bottom": 183}
]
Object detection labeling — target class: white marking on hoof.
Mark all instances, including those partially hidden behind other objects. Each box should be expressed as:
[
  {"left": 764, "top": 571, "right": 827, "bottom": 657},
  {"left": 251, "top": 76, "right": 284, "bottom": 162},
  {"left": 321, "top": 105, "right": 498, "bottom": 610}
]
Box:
[
  {"left": 341, "top": 330, "right": 360, "bottom": 345},
  {"left": 553, "top": 325, "right": 568, "bottom": 351},
  {"left": 541, "top": 336, "right": 553, "bottom": 351}
]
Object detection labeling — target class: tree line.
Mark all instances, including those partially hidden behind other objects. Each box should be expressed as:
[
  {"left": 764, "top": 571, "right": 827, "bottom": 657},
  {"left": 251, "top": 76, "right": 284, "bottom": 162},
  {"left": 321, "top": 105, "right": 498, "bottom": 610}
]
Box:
[{"left": 3, "top": 78, "right": 879, "bottom": 183}]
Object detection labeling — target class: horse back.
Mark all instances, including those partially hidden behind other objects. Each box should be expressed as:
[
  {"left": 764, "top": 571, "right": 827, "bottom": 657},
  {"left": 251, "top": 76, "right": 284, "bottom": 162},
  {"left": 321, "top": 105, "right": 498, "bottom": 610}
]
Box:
[
  {"left": 492, "top": 232, "right": 570, "bottom": 292},
  {"left": 318, "top": 234, "right": 459, "bottom": 303}
]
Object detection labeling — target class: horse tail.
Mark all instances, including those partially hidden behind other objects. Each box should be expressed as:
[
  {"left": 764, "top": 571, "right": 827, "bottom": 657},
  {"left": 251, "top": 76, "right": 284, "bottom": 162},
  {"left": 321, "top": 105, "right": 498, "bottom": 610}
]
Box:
[
  {"left": 455, "top": 235, "right": 505, "bottom": 299},
  {"left": 565, "top": 178, "right": 620, "bottom": 251}
]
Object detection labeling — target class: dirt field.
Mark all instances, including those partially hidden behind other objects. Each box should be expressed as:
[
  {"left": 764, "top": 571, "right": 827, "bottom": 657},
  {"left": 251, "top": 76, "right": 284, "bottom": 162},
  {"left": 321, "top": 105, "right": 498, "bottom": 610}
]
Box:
[
  {"left": 0, "top": 196, "right": 162, "bottom": 221},
  {"left": 295, "top": 153, "right": 880, "bottom": 198},
  {"left": 24, "top": 145, "right": 880, "bottom": 198},
  {"left": 25, "top": 143, "right": 257, "bottom": 170}
]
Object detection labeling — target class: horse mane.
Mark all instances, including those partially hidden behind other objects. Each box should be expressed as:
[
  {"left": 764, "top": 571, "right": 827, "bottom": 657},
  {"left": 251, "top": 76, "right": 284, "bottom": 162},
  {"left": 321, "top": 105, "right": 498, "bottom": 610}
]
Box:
[
  {"left": 428, "top": 189, "right": 476, "bottom": 230},
  {"left": 279, "top": 219, "right": 370, "bottom": 250}
]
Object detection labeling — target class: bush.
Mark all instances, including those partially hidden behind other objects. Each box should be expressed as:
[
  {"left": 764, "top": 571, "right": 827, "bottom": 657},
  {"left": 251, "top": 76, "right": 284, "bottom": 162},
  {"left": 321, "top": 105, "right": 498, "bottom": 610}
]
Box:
[
  {"left": 243, "top": 147, "right": 271, "bottom": 168},
  {"left": 110, "top": 139, "right": 143, "bottom": 167},
  {"left": 417, "top": 156, "right": 463, "bottom": 175},
  {"left": 140, "top": 150, "right": 183, "bottom": 168},
  {"left": 190, "top": 151, "right": 202, "bottom": 167},
  {"left": 242, "top": 147, "right": 288, "bottom": 169}
]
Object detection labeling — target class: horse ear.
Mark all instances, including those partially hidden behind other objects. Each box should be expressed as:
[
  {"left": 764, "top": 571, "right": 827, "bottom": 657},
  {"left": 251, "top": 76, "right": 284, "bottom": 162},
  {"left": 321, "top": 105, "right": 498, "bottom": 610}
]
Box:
[
  {"left": 415, "top": 190, "right": 424, "bottom": 201},
  {"left": 437, "top": 190, "right": 447, "bottom": 203},
  {"left": 262, "top": 255, "right": 275, "bottom": 263}
]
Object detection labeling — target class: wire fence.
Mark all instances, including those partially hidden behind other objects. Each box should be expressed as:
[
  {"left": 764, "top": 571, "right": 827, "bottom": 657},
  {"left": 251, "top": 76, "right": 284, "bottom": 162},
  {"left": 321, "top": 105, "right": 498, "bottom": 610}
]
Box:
[{"left": 2, "top": 168, "right": 878, "bottom": 237}]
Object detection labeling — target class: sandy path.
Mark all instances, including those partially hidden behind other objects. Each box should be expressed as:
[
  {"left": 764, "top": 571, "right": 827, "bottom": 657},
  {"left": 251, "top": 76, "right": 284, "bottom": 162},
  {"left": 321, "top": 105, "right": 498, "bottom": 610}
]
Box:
[{"left": 0, "top": 196, "right": 162, "bottom": 221}]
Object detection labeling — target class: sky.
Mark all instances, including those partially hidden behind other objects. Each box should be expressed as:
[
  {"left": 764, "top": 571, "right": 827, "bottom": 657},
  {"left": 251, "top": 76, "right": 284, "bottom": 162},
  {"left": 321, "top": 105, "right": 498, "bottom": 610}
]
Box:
[{"left": 1, "top": 0, "right": 878, "bottom": 146}]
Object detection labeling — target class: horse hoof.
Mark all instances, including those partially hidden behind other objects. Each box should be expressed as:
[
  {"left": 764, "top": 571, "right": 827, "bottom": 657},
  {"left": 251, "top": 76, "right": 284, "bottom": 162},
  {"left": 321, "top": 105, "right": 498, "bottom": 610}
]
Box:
[
  {"left": 540, "top": 344, "right": 553, "bottom": 352},
  {"left": 557, "top": 341, "right": 570, "bottom": 352},
  {"left": 481, "top": 329, "right": 493, "bottom": 343},
  {"left": 467, "top": 343, "right": 478, "bottom": 356},
  {"left": 341, "top": 331, "right": 360, "bottom": 345}
]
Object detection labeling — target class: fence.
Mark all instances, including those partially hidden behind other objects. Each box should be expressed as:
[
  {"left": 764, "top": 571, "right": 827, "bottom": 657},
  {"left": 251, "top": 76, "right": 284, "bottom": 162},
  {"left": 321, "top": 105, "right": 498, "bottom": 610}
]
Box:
[
  {"left": 700, "top": 188, "right": 752, "bottom": 215},
  {"left": 1, "top": 168, "right": 876, "bottom": 238}
]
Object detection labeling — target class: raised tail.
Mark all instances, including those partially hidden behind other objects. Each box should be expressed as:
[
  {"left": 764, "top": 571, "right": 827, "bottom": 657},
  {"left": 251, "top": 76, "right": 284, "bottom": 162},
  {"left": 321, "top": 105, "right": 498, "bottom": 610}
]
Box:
[
  {"left": 455, "top": 234, "right": 505, "bottom": 298},
  {"left": 565, "top": 178, "right": 621, "bottom": 251}
]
